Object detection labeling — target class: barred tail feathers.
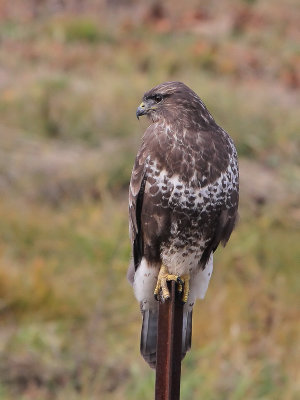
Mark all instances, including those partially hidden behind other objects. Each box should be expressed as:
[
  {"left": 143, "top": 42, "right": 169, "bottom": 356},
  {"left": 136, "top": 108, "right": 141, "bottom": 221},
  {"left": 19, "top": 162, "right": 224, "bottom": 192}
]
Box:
[
  {"left": 140, "top": 307, "right": 193, "bottom": 369},
  {"left": 140, "top": 308, "right": 158, "bottom": 369}
]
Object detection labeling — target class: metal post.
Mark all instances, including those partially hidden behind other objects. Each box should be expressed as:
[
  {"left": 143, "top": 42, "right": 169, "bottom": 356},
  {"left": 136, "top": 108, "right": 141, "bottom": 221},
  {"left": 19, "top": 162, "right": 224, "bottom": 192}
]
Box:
[{"left": 155, "top": 280, "right": 184, "bottom": 400}]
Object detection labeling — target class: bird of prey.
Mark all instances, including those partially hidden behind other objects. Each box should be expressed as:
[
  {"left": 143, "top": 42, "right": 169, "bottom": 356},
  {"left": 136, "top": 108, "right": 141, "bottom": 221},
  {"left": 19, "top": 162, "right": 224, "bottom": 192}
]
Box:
[{"left": 128, "top": 81, "right": 239, "bottom": 368}]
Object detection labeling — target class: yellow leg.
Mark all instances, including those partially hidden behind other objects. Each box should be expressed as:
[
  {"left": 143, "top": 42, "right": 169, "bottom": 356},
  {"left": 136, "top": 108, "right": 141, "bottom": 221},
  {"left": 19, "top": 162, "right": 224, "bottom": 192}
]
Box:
[
  {"left": 154, "top": 265, "right": 182, "bottom": 301},
  {"left": 180, "top": 274, "right": 190, "bottom": 304},
  {"left": 154, "top": 266, "right": 190, "bottom": 303}
]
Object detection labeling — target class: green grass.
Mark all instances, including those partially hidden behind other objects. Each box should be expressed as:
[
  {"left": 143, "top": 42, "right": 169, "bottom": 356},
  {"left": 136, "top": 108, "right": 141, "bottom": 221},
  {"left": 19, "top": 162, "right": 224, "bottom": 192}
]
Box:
[
  {"left": 0, "top": 196, "right": 298, "bottom": 399},
  {"left": 0, "top": 1, "right": 299, "bottom": 399}
]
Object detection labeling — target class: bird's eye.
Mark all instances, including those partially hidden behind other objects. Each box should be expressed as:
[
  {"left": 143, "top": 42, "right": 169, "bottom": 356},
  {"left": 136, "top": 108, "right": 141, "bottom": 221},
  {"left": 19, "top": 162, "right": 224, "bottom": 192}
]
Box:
[{"left": 154, "top": 94, "right": 163, "bottom": 103}]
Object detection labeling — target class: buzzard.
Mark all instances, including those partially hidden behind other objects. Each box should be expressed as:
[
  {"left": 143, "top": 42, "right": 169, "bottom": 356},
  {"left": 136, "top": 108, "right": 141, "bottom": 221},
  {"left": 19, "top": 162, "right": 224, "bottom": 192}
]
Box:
[{"left": 128, "top": 81, "right": 239, "bottom": 368}]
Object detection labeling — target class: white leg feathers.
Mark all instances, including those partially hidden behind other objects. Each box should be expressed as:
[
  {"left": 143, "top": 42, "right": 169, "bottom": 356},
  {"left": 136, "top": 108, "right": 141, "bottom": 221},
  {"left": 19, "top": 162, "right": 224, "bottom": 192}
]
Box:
[
  {"left": 133, "top": 254, "right": 213, "bottom": 311},
  {"left": 133, "top": 258, "right": 159, "bottom": 311},
  {"left": 185, "top": 253, "right": 213, "bottom": 311}
]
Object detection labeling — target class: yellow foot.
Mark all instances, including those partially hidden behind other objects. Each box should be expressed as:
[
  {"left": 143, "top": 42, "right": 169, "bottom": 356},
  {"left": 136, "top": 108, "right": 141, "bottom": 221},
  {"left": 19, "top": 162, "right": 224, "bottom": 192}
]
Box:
[
  {"left": 153, "top": 265, "right": 190, "bottom": 303},
  {"left": 154, "top": 265, "right": 182, "bottom": 301},
  {"left": 179, "top": 274, "right": 190, "bottom": 304}
]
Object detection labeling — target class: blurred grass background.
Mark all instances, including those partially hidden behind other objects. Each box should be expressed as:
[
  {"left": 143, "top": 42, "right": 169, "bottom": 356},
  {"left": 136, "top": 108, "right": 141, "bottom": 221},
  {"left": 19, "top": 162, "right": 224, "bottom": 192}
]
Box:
[{"left": 0, "top": 0, "right": 299, "bottom": 399}]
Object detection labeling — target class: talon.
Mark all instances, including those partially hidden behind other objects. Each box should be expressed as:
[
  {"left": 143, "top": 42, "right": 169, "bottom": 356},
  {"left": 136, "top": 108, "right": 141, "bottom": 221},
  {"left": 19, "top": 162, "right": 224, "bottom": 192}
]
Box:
[
  {"left": 177, "top": 276, "right": 184, "bottom": 285},
  {"left": 153, "top": 266, "right": 191, "bottom": 303},
  {"left": 154, "top": 265, "right": 182, "bottom": 301}
]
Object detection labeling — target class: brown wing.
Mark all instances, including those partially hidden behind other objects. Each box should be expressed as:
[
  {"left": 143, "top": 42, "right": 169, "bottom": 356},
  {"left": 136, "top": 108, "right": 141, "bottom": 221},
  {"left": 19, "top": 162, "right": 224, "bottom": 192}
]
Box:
[
  {"left": 200, "top": 205, "right": 239, "bottom": 269},
  {"left": 199, "top": 134, "right": 239, "bottom": 269},
  {"left": 129, "top": 141, "right": 148, "bottom": 269}
]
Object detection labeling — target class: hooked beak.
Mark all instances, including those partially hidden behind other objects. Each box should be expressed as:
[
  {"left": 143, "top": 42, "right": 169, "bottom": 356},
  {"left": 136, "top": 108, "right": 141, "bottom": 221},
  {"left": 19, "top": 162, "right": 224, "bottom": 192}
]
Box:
[{"left": 136, "top": 101, "right": 147, "bottom": 120}]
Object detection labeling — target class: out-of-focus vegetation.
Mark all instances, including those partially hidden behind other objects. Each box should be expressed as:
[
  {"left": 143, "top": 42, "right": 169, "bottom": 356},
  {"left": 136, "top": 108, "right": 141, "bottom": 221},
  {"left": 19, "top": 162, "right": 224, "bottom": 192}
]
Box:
[{"left": 0, "top": 1, "right": 299, "bottom": 399}]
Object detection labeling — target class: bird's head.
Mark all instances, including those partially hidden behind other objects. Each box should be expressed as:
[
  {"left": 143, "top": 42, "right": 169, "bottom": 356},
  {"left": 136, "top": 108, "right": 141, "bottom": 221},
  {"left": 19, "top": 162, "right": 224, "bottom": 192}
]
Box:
[{"left": 136, "top": 81, "right": 212, "bottom": 125}]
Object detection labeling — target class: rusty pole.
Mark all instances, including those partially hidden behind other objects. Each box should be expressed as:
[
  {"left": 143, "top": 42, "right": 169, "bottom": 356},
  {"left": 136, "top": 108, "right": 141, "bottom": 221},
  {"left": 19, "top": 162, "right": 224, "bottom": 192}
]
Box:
[{"left": 155, "top": 280, "right": 184, "bottom": 400}]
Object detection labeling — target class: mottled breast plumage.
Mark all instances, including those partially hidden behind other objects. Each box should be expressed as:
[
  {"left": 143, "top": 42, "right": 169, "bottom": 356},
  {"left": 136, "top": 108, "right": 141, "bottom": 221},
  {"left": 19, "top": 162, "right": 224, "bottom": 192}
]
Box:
[
  {"left": 128, "top": 81, "right": 239, "bottom": 369},
  {"left": 129, "top": 81, "right": 239, "bottom": 274}
]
